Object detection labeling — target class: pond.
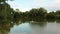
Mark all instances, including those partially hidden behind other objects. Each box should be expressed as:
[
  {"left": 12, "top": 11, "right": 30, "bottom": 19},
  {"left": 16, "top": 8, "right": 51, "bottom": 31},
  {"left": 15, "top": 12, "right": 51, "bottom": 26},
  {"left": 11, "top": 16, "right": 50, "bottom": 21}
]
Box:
[{"left": 8, "top": 21, "right": 60, "bottom": 34}]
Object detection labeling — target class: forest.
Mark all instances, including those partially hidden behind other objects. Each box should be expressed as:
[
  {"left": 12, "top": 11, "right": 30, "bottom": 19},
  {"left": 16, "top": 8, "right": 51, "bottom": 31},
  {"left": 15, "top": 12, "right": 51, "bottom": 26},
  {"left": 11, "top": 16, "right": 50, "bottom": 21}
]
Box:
[{"left": 0, "top": 0, "right": 60, "bottom": 23}]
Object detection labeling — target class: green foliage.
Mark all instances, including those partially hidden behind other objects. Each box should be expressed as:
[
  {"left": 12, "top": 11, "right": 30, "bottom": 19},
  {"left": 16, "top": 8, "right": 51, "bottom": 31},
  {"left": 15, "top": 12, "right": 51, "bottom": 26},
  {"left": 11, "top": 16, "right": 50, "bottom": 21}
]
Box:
[
  {"left": 46, "top": 11, "right": 55, "bottom": 19},
  {"left": 56, "top": 10, "right": 60, "bottom": 14},
  {"left": 13, "top": 7, "right": 47, "bottom": 21},
  {"left": 13, "top": 7, "right": 60, "bottom": 21},
  {"left": 0, "top": 0, "right": 14, "bottom": 23},
  {"left": 0, "top": 0, "right": 60, "bottom": 24}
]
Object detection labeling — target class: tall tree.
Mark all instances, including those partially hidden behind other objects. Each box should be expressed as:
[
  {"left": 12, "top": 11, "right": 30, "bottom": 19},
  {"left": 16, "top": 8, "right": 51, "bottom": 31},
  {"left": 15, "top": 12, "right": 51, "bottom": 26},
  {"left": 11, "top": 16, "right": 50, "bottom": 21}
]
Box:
[{"left": 0, "top": 0, "right": 14, "bottom": 22}]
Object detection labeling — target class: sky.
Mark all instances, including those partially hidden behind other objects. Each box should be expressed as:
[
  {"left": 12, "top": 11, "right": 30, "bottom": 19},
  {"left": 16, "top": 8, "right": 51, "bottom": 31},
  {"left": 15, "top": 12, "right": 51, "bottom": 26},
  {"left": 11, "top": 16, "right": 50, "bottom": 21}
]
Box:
[{"left": 7, "top": 0, "right": 60, "bottom": 12}]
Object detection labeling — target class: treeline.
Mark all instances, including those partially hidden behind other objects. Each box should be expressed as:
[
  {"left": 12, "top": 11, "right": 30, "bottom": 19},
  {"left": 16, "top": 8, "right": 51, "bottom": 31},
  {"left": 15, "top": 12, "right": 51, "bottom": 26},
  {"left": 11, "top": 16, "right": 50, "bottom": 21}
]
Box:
[
  {"left": 0, "top": 0, "right": 60, "bottom": 23},
  {"left": 14, "top": 8, "right": 60, "bottom": 21}
]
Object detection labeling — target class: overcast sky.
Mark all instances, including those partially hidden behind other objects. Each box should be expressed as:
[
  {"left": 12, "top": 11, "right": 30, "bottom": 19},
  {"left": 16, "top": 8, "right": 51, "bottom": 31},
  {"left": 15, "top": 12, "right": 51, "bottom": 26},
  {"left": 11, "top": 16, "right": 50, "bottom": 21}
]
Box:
[{"left": 7, "top": 0, "right": 60, "bottom": 12}]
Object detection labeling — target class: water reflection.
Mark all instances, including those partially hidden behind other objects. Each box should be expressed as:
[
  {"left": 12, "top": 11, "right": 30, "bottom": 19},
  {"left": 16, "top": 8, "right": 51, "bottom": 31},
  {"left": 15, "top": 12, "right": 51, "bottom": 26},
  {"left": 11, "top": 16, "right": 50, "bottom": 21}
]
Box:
[
  {"left": 56, "top": 19, "right": 60, "bottom": 23},
  {"left": 0, "top": 19, "right": 60, "bottom": 34},
  {"left": 46, "top": 19, "right": 55, "bottom": 22},
  {"left": 29, "top": 21, "right": 47, "bottom": 27},
  {"left": 9, "top": 21, "right": 60, "bottom": 34},
  {"left": 0, "top": 22, "right": 13, "bottom": 34}
]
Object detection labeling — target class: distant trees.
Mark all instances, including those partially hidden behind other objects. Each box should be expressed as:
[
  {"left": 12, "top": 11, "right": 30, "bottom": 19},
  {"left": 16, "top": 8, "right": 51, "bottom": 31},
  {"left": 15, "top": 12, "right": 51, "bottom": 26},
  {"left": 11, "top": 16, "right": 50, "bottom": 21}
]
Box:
[
  {"left": 13, "top": 7, "right": 60, "bottom": 21},
  {"left": 28, "top": 8, "right": 47, "bottom": 20},
  {"left": 46, "top": 11, "right": 55, "bottom": 19},
  {"left": 55, "top": 10, "right": 60, "bottom": 19},
  {"left": 13, "top": 8, "right": 47, "bottom": 21}
]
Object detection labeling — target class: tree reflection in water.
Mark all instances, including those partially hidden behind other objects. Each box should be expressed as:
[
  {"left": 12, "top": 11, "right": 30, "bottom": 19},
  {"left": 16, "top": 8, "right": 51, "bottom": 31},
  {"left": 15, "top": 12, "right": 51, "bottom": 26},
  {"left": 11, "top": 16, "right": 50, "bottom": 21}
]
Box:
[
  {"left": 0, "top": 21, "right": 14, "bottom": 34},
  {"left": 0, "top": 19, "right": 60, "bottom": 34},
  {"left": 0, "top": 19, "right": 25, "bottom": 34}
]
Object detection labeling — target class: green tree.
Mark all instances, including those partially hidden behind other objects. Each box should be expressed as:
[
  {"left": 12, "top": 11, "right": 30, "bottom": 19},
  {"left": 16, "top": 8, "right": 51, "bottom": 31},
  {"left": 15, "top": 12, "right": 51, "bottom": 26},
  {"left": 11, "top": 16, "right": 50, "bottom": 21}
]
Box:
[
  {"left": 55, "top": 10, "right": 60, "bottom": 19},
  {"left": 0, "top": 0, "right": 14, "bottom": 23},
  {"left": 46, "top": 11, "right": 55, "bottom": 19}
]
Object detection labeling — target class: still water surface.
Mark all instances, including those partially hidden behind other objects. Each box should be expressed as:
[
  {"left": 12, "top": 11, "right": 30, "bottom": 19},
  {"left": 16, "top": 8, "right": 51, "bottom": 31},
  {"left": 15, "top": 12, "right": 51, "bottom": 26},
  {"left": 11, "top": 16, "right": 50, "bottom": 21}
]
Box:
[{"left": 9, "top": 21, "right": 60, "bottom": 34}]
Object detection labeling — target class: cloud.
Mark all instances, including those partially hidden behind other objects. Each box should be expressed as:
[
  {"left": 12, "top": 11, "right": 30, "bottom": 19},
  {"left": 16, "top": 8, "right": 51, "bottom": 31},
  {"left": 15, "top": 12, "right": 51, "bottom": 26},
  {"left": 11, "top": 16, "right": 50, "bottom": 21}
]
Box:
[
  {"left": 33, "top": 0, "right": 60, "bottom": 12},
  {"left": 6, "top": 1, "right": 22, "bottom": 10},
  {"left": 33, "top": 0, "right": 60, "bottom": 7},
  {"left": 33, "top": 0, "right": 41, "bottom": 2},
  {"left": 51, "top": 0, "right": 60, "bottom": 7},
  {"left": 33, "top": 0, "right": 44, "bottom": 3},
  {"left": 53, "top": 0, "right": 60, "bottom": 3},
  {"left": 52, "top": 0, "right": 60, "bottom": 7},
  {"left": 34, "top": 0, "right": 60, "bottom": 10},
  {"left": 7, "top": 0, "right": 60, "bottom": 12}
]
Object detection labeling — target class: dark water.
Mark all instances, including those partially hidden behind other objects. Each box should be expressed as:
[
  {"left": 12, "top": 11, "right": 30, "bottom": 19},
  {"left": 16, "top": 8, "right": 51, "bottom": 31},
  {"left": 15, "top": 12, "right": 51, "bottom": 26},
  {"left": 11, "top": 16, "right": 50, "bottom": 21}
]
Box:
[{"left": 8, "top": 21, "right": 60, "bottom": 34}]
